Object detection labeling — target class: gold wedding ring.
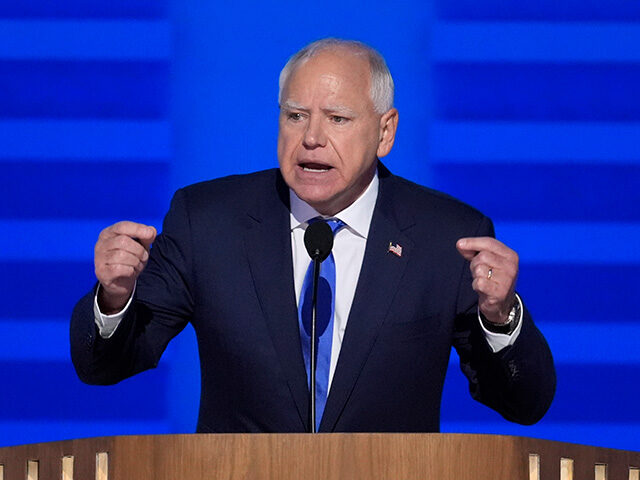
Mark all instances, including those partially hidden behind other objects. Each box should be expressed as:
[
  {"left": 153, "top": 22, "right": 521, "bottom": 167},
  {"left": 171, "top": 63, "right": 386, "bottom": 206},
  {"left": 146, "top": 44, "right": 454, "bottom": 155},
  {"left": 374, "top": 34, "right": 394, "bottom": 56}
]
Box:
[{"left": 487, "top": 268, "right": 493, "bottom": 279}]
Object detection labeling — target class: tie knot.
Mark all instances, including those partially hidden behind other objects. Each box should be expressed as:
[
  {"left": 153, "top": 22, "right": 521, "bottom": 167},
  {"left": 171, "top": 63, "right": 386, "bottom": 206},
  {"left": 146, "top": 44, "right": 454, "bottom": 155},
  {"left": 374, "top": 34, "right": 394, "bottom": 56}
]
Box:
[
  {"left": 326, "top": 218, "right": 346, "bottom": 235},
  {"left": 309, "top": 217, "right": 346, "bottom": 236}
]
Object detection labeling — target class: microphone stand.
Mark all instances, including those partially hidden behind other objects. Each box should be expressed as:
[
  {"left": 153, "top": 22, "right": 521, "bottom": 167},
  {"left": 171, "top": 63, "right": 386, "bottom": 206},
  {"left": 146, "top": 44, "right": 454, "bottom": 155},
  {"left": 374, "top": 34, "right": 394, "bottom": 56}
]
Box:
[
  {"left": 309, "top": 251, "right": 321, "bottom": 434},
  {"left": 303, "top": 219, "right": 333, "bottom": 434}
]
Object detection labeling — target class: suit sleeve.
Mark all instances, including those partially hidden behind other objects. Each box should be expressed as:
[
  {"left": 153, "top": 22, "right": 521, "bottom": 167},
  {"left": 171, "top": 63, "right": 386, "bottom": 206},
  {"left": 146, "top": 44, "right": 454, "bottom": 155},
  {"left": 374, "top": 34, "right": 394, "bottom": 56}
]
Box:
[
  {"left": 452, "top": 215, "right": 556, "bottom": 425},
  {"left": 70, "top": 189, "right": 194, "bottom": 385}
]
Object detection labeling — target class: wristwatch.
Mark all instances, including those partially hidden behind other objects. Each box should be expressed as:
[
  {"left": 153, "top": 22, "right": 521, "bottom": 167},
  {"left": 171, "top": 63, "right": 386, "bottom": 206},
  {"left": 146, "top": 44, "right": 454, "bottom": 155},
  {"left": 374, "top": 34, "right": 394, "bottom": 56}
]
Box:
[{"left": 481, "top": 296, "right": 521, "bottom": 335}]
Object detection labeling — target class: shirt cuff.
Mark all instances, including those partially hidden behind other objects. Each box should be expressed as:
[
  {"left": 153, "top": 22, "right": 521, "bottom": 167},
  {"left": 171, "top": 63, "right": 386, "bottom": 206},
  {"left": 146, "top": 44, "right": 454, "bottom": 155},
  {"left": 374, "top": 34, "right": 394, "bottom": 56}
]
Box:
[
  {"left": 93, "top": 283, "right": 135, "bottom": 339},
  {"left": 478, "top": 293, "right": 524, "bottom": 353}
]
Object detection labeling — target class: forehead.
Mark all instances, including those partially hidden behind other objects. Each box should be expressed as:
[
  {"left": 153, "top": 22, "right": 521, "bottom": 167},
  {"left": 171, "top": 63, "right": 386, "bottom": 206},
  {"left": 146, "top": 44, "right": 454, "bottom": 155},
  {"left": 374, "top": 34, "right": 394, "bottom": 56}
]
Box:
[{"left": 283, "top": 50, "right": 373, "bottom": 108}]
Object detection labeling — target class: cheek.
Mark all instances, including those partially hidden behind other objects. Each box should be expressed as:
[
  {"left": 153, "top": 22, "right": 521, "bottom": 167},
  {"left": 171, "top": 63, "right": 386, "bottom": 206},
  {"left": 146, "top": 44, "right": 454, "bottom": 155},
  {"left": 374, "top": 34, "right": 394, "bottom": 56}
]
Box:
[
  {"left": 276, "top": 135, "right": 285, "bottom": 159},
  {"left": 335, "top": 131, "right": 378, "bottom": 169},
  {"left": 277, "top": 131, "right": 296, "bottom": 164}
]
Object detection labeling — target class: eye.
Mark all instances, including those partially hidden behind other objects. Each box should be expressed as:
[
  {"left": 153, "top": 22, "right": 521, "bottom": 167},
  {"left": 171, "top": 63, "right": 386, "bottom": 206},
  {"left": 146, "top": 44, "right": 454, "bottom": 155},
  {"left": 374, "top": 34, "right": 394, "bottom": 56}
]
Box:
[
  {"left": 331, "top": 115, "right": 349, "bottom": 124},
  {"left": 287, "top": 112, "right": 304, "bottom": 122}
]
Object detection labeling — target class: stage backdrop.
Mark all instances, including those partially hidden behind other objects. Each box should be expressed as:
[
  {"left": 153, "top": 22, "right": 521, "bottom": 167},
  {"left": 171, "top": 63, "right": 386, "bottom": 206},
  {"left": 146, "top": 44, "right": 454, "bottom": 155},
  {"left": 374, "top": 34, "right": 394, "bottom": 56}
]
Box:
[{"left": 1, "top": 0, "right": 639, "bottom": 450}]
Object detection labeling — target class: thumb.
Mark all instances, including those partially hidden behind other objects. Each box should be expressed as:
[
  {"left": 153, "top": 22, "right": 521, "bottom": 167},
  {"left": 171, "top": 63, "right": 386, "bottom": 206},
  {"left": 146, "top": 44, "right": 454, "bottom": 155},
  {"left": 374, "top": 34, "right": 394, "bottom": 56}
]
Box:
[
  {"left": 137, "top": 225, "right": 157, "bottom": 250},
  {"left": 456, "top": 238, "right": 478, "bottom": 261}
]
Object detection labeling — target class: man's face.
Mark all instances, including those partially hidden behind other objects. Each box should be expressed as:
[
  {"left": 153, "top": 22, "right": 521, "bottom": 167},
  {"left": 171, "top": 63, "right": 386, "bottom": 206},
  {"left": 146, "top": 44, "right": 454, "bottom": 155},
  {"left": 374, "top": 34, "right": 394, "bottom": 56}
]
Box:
[{"left": 277, "top": 49, "right": 398, "bottom": 215}]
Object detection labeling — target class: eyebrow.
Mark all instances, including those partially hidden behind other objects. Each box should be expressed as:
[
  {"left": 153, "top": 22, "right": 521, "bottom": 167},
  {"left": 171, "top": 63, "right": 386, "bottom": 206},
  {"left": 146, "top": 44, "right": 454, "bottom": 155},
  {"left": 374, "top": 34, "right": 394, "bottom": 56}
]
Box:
[
  {"left": 323, "top": 105, "right": 357, "bottom": 117},
  {"left": 280, "top": 101, "right": 357, "bottom": 117},
  {"left": 281, "top": 100, "right": 308, "bottom": 111}
]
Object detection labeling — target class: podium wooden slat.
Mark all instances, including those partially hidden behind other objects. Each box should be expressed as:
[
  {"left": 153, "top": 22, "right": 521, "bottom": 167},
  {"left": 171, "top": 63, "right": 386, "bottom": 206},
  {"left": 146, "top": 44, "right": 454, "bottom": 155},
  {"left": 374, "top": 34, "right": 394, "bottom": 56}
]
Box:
[{"left": 0, "top": 434, "right": 638, "bottom": 480}]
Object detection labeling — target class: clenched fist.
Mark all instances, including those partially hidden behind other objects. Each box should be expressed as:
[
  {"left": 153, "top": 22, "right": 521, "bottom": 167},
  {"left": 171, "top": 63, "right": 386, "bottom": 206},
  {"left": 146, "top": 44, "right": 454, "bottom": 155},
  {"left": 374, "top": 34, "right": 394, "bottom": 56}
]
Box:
[
  {"left": 94, "top": 221, "right": 157, "bottom": 314},
  {"left": 456, "top": 236, "right": 519, "bottom": 325}
]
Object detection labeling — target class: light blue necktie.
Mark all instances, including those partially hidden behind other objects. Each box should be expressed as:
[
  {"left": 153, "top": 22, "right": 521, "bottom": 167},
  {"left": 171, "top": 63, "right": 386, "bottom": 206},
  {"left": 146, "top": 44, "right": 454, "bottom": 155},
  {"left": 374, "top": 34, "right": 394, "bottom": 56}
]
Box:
[{"left": 298, "top": 218, "right": 346, "bottom": 432}]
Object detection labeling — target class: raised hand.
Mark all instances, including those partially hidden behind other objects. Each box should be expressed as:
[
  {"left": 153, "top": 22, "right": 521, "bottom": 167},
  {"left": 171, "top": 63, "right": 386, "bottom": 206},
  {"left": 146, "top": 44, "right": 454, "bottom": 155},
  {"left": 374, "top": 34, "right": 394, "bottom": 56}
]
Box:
[
  {"left": 94, "top": 221, "right": 157, "bottom": 314},
  {"left": 456, "top": 236, "right": 519, "bottom": 325}
]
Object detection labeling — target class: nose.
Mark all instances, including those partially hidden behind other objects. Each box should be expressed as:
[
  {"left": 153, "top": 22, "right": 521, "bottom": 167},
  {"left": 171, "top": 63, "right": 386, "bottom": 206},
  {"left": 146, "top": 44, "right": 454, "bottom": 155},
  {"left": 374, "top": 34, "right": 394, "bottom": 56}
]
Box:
[{"left": 302, "top": 116, "right": 326, "bottom": 149}]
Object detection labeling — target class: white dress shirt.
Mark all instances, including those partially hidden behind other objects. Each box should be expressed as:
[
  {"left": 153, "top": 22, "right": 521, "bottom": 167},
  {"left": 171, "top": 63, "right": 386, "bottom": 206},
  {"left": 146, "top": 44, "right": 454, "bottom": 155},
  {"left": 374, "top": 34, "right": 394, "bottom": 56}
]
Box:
[
  {"left": 95, "top": 170, "right": 521, "bottom": 387},
  {"left": 289, "top": 171, "right": 379, "bottom": 387}
]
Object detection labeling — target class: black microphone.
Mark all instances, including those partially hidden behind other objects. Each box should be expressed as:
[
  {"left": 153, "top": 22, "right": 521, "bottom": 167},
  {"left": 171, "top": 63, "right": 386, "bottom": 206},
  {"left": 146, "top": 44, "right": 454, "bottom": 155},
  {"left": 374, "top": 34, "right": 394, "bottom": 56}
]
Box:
[
  {"left": 303, "top": 220, "right": 334, "bottom": 433},
  {"left": 304, "top": 220, "right": 333, "bottom": 262}
]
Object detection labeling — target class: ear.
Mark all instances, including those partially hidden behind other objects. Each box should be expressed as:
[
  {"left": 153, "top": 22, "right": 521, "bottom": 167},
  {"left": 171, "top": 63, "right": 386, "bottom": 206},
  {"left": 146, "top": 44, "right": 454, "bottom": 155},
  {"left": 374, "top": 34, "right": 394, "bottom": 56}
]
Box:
[{"left": 376, "top": 108, "right": 399, "bottom": 158}]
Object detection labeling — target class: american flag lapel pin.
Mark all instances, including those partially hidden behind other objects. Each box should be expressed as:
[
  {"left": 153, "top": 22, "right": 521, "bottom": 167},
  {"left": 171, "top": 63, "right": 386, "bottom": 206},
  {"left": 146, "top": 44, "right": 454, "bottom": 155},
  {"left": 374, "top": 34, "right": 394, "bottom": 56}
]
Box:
[{"left": 388, "top": 242, "right": 402, "bottom": 257}]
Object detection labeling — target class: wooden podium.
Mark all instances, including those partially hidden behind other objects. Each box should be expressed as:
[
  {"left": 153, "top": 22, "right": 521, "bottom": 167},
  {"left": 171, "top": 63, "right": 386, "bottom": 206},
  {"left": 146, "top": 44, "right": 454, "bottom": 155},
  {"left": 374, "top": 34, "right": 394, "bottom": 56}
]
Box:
[{"left": 0, "top": 434, "right": 639, "bottom": 480}]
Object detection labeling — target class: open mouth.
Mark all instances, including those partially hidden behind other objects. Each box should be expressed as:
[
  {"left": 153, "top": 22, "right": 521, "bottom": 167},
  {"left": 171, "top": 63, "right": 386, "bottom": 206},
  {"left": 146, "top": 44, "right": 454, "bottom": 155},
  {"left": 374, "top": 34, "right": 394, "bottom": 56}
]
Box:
[{"left": 300, "top": 162, "right": 332, "bottom": 173}]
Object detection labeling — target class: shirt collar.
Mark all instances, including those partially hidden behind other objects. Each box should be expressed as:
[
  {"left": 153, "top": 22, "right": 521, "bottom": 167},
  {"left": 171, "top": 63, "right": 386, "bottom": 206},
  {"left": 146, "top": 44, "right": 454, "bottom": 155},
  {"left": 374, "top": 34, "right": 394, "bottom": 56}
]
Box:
[{"left": 289, "top": 169, "right": 379, "bottom": 239}]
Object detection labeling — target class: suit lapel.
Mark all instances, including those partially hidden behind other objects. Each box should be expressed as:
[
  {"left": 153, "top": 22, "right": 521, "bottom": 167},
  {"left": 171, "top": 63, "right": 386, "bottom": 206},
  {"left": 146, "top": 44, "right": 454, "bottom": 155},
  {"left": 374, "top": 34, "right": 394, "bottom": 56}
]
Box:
[
  {"left": 320, "top": 171, "right": 415, "bottom": 431},
  {"left": 243, "top": 171, "right": 309, "bottom": 430}
]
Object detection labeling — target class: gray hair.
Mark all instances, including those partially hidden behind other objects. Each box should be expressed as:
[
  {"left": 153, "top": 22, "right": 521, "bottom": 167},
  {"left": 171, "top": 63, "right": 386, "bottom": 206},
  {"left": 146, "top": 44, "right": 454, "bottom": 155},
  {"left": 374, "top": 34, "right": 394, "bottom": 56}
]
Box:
[{"left": 278, "top": 38, "right": 394, "bottom": 114}]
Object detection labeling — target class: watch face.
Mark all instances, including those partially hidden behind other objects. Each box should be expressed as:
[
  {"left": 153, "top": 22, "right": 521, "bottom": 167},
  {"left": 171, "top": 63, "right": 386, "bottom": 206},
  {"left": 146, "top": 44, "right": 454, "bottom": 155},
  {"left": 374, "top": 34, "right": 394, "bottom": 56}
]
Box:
[{"left": 505, "top": 301, "right": 521, "bottom": 333}]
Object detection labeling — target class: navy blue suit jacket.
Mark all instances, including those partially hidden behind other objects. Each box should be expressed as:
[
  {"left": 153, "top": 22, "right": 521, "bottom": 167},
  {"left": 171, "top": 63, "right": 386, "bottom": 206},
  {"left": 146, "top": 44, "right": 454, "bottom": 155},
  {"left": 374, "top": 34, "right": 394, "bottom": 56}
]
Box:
[{"left": 71, "top": 165, "right": 555, "bottom": 432}]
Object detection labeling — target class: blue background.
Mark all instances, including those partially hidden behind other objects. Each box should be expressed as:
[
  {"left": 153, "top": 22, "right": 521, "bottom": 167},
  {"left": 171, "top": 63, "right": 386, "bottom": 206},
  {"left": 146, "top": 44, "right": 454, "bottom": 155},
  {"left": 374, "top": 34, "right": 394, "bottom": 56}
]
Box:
[{"left": 1, "top": 0, "right": 639, "bottom": 451}]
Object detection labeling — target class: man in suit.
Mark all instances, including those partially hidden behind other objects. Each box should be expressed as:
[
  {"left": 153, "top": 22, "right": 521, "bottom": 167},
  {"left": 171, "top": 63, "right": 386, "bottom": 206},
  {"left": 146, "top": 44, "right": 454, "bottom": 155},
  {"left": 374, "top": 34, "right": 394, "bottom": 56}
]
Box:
[{"left": 71, "top": 38, "right": 555, "bottom": 433}]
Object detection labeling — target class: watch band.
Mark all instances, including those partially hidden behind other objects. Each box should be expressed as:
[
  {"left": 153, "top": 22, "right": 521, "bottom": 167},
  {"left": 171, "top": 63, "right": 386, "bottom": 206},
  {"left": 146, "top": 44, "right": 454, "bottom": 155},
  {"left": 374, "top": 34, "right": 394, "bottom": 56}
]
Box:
[{"left": 481, "top": 297, "right": 521, "bottom": 335}]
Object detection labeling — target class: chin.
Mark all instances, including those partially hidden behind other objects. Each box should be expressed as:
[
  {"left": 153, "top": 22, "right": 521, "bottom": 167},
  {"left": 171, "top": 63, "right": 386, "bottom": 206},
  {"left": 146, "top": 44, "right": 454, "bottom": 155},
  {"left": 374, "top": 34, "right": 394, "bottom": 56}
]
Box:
[
  {"left": 301, "top": 193, "right": 333, "bottom": 211},
  {"left": 293, "top": 189, "right": 333, "bottom": 214}
]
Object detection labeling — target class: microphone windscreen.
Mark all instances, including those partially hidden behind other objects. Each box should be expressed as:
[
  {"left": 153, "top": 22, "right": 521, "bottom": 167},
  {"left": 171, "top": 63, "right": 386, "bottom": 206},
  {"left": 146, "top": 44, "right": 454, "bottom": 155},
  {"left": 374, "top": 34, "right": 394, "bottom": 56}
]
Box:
[{"left": 304, "top": 220, "right": 334, "bottom": 262}]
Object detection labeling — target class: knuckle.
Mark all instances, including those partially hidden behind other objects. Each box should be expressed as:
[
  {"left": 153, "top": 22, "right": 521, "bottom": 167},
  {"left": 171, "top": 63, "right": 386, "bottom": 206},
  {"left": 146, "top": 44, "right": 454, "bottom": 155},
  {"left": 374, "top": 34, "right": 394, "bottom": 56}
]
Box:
[
  {"left": 94, "top": 266, "right": 104, "bottom": 281},
  {"left": 103, "top": 250, "right": 116, "bottom": 263},
  {"left": 134, "top": 262, "right": 146, "bottom": 275},
  {"left": 122, "top": 250, "right": 137, "bottom": 264},
  {"left": 468, "top": 257, "right": 478, "bottom": 269},
  {"left": 136, "top": 243, "right": 148, "bottom": 258},
  {"left": 114, "top": 264, "right": 133, "bottom": 277},
  {"left": 107, "top": 265, "right": 121, "bottom": 278},
  {"left": 476, "top": 251, "right": 489, "bottom": 263},
  {"left": 112, "top": 250, "right": 126, "bottom": 263},
  {"left": 116, "top": 235, "right": 130, "bottom": 250},
  {"left": 99, "top": 224, "right": 114, "bottom": 238},
  {"left": 94, "top": 255, "right": 106, "bottom": 268},
  {"left": 114, "top": 220, "right": 129, "bottom": 230}
]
